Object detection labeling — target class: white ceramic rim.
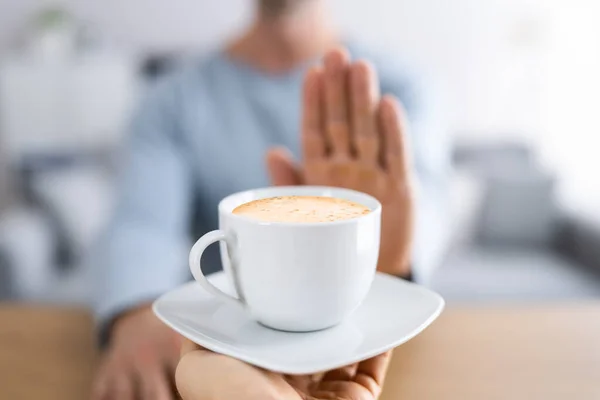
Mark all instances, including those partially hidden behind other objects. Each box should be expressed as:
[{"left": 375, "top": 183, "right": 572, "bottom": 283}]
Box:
[{"left": 219, "top": 186, "right": 382, "bottom": 228}]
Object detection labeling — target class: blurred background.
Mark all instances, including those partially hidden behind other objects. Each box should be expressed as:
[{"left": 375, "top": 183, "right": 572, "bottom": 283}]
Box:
[{"left": 0, "top": 0, "right": 599, "bottom": 306}]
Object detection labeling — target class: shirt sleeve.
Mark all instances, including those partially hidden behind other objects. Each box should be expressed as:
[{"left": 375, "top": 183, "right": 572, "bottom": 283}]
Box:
[
  {"left": 93, "top": 78, "right": 193, "bottom": 333},
  {"left": 380, "top": 66, "right": 451, "bottom": 284}
]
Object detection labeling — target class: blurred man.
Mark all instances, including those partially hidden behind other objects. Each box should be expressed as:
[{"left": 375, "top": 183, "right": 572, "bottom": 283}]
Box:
[{"left": 92, "top": 0, "right": 448, "bottom": 398}]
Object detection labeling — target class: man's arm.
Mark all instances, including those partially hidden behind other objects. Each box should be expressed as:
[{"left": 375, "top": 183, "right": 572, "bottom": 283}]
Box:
[
  {"left": 94, "top": 78, "right": 193, "bottom": 338},
  {"left": 91, "top": 77, "right": 196, "bottom": 399}
]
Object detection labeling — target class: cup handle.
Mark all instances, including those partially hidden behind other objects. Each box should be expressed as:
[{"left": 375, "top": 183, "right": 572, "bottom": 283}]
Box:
[{"left": 189, "top": 230, "right": 244, "bottom": 308}]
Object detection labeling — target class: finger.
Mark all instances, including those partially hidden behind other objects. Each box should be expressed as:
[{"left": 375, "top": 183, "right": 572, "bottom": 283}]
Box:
[
  {"left": 321, "top": 363, "right": 358, "bottom": 382},
  {"left": 302, "top": 66, "right": 327, "bottom": 161},
  {"left": 312, "top": 381, "right": 372, "bottom": 400},
  {"left": 266, "top": 147, "right": 302, "bottom": 186},
  {"left": 351, "top": 60, "right": 381, "bottom": 164},
  {"left": 92, "top": 358, "right": 136, "bottom": 400},
  {"left": 323, "top": 48, "right": 352, "bottom": 157},
  {"left": 167, "top": 365, "right": 180, "bottom": 400},
  {"left": 113, "top": 372, "right": 135, "bottom": 400},
  {"left": 140, "top": 366, "right": 175, "bottom": 400},
  {"left": 91, "top": 371, "right": 112, "bottom": 400},
  {"left": 284, "top": 374, "right": 313, "bottom": 394},
  {"left": 378, "top": 95, "right": 411, "bottom": 179},
  {"left": 353, "top": 351, "right": 393, "bottom": 397}
]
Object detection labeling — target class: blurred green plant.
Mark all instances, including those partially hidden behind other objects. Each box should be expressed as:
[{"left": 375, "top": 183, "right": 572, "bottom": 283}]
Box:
[{"left": 34, "top": 6, "right": 72, "bottom": 31}]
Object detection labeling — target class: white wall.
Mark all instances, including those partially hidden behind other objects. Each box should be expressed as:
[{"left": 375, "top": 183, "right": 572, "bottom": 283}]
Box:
[
  {"left": 540, "top": 2, "right": 600, "bottom": 212},
  {"left": 0, "top": 0, "right": 553, "bottom": 135}
]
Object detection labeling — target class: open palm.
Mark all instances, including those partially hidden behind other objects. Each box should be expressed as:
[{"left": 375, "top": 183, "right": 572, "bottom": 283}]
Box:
[
  {"left": 176, "top": 340, "right": 391, "bottom": 400},
  {"left": 267, "top": 48, "right": 414, "bottom": 277}
]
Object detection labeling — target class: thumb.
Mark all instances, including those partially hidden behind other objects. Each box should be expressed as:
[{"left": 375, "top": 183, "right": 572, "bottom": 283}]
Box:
[{"left": 266, "top": 147, "right": 302, "bottom": 186}]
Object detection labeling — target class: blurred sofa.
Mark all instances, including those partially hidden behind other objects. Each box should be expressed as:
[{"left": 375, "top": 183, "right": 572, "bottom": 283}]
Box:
[
  {"left": 452, "top": 140, "right": 600, "bottom": 264},
  {"left": 0, "top": 48, "right": 139, "bottom": 303},
  {"left": 0, "top": 150, "right": 116, "bottom": 303},
  {"left": 433, "top": 140, "right": 600, "bottom": 302},
  {"left": 558, "top": 213, "right": 600, "bottom": 273}
]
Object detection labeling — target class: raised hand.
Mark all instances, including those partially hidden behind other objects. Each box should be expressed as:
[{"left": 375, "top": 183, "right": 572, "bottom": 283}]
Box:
[{"left": 267, "top": 48, "right": 414, "bottom": 276}]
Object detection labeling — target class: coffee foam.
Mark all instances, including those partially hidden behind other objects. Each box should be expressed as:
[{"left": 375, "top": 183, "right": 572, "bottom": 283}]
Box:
[{"left": 232, "top": 196, "right": 371, "bottom": 223}]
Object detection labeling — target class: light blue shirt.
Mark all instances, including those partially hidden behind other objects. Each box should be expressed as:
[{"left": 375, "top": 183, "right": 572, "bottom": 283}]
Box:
[{"left": 95, "top": 44, "right": 449, "bottom": 325}]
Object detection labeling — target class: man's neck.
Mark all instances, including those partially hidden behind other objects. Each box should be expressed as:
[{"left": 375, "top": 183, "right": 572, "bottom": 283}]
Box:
[{"left": 227, "top": 3, "right": 339, "bottom": 74}]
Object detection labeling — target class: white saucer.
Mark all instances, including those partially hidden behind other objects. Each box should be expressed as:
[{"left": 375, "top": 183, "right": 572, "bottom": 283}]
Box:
[{"left": 153, "top": 272, "right": 444, "bottom": 375}]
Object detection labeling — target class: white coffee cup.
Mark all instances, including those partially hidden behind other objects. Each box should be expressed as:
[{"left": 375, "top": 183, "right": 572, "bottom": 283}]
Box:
[{"left": 189, "top": 186, "right": 381, "bottom": 332}]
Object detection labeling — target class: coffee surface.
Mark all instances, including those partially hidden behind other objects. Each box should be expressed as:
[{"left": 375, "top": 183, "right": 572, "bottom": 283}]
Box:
[{"left": 232, "top": 196, "right": 371, "bottom": 223}]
